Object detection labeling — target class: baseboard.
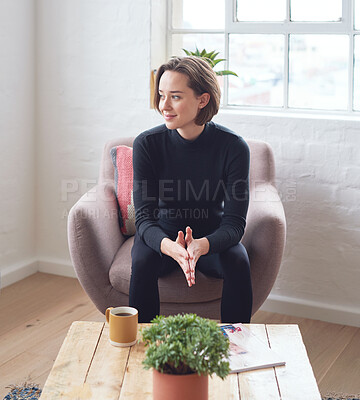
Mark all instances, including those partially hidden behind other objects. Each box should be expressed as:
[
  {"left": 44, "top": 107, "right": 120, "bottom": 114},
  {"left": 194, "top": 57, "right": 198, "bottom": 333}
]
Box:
[
  {"left": 0, "top": 259, "right": 39, "bottom": 289},
  {"left": 261, "top": 293, "right": 360, "bottom": 328},
  {"left": 0, "top": 258, "right": 76, "bottom": 289},
  {"left": 38, "top": 258, "right": 76, "bottom": 278}
]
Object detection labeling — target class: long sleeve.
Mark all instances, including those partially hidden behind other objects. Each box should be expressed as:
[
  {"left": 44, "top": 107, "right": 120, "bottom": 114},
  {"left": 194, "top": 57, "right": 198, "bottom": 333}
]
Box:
[
  {"left": 132, "top": 122, "right": 250, "bottom": 256},
  {"left": 132, "top": 134, "right": 169, "bottom": 255},
  {"left": 205, "top": 136, "right": 250, "bottom": 254}
]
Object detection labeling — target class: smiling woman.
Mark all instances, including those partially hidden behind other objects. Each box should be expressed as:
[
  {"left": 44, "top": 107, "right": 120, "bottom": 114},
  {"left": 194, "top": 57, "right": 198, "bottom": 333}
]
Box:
[
  {"left": 129, "top": 56, "right": 253, "bottom": 324},
  {"left": 154, "top": 57, "right": 221, "bottom": 137}
]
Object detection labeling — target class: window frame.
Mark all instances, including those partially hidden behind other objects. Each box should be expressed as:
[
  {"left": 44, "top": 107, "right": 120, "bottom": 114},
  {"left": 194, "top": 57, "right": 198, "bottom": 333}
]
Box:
[{"left": 166, "top": 0, "right": 359, "bottom": 115}]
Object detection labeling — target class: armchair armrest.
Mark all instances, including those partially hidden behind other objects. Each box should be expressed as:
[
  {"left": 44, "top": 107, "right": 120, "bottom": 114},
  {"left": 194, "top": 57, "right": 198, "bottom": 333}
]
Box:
[
  {"left": 67, "top": 182, "right": 125, "bottom": 300},
  {"left": 242, "top": 183, "right": 286, "bottom": 313}
]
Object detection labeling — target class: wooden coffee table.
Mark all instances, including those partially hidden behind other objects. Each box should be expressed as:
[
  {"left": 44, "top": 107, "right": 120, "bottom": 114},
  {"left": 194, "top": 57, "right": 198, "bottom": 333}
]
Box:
[{"left": 39, "top": 321, "right": 321, "bottom": 399}]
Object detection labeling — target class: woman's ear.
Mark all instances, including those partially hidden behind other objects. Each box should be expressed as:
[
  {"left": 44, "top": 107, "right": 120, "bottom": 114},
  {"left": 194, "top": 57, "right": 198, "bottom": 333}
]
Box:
[{"left": 198, "top": 93, "right": 210, "bottom": 109}]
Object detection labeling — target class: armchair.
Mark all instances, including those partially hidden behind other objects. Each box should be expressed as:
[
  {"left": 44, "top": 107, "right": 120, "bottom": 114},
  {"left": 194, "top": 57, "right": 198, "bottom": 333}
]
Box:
[{"left": 68, "top": 136, "right": 286, "bottom": 318}]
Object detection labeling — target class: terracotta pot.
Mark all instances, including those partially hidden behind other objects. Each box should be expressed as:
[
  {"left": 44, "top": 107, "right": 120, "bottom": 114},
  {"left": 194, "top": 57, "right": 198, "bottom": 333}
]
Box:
[{"left": 153, "top": 369, "right": 208, "bottom": 400}]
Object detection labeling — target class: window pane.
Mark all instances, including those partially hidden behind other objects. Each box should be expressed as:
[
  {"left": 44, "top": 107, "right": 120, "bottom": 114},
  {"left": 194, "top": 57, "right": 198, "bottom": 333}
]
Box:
[
  {"left": 236, "top": 0, "right": 286, "bottom": 21},
  {"left": 228, "top": 35, "right": 284, "bottom": 107},
  {"left": 172, "top": 0, "right": 224, "bottom": 29},
  {"left": 354, "top": 36, "right": 360, "bottom": 110},
  {"left": 290, "top": 0, "right": 342, "bottom": 22},
  {"left": 355, "top": 0, "right": 360, "bottom": 30},
  {"left": 171, "top": 34, "right": 224, "bottom": 62},
  {"left": 289, "top": 35, "right": 348, "bottom": 110}
]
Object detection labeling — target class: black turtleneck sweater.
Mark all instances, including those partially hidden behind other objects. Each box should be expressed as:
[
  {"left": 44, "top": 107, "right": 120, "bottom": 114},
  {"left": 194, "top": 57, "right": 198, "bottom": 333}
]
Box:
[{"left": 132, "top": 121, "right": 250, "bottom": 256}]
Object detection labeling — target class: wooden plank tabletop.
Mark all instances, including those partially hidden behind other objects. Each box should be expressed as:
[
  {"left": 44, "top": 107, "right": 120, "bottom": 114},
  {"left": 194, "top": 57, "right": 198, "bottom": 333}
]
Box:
[{"left": 39, "top": 321, "right": 321, "bottom": 400}]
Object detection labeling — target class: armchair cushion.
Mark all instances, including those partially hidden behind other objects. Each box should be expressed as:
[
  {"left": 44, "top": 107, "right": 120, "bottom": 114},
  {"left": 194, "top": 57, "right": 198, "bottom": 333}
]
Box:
[
  {"left": 110, "top": 145, "right": 136, "bottom": 236},
  {"left": 108, "top": 236, "right": 223, "bottom": 303}
]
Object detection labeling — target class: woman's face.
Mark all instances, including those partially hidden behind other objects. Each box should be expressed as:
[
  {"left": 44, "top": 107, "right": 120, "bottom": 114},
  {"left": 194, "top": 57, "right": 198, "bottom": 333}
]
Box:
[{"left": 158, "top": 70, "right": 209, "bottom": 138}]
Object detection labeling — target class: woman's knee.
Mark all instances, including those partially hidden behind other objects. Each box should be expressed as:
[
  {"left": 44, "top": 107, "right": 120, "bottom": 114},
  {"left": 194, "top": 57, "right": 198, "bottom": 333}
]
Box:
[{"left": 220, "top": 243, "right": 250, "bottom": 274}]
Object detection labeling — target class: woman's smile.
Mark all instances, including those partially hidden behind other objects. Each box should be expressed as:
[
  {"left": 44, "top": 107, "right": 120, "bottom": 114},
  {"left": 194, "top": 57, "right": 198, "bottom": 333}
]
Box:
[{"left": 163, "top": 113, "right": 177, "bottom": 120}]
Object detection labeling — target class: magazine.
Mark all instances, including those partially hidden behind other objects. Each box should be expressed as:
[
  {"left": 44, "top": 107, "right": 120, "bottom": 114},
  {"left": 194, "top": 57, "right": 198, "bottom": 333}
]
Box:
[{"left": 220, "top": 323, "right": 286, "bottom": 373}]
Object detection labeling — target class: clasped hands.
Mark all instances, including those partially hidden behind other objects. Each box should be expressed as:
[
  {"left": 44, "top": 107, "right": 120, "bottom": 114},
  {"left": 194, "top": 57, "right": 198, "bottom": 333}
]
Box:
[{"left": 160, "top": 226, "right": 209, "bottom": 287}]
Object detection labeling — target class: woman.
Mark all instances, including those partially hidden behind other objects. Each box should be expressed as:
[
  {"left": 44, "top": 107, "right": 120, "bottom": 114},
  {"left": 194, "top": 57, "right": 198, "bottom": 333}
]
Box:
[{"left": 129, "top": 56, "right": 252, "bottom": 323}]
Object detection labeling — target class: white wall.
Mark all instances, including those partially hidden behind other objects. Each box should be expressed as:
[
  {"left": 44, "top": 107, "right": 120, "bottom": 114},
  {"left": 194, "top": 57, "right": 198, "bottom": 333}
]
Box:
[
  {"left": 0, "top": 0, "right": 37, "bottom": 285},
  {"left": 36, "top": 0, "right": 158, "bottom": 271},
  {"left": 214, "top": 111, "right": 360, "bottom": 326},
  {"left": 1, "top": 0, "right": 359, "bottom": 326}
]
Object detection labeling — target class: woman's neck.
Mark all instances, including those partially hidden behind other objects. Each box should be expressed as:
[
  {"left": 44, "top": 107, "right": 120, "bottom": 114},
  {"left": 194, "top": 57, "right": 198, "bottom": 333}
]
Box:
[{"left": 177, "top": 124, "right": 205, "bottom": 141}]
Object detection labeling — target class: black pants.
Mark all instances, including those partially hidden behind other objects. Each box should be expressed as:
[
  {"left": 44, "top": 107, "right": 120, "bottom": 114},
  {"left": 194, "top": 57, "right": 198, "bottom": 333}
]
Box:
[{"left": 129, "top": 231, "right": 253, "bottom": 323}]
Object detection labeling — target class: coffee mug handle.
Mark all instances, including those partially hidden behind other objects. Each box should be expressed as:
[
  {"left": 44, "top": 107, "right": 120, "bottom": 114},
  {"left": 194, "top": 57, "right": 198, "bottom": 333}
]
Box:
[{"left": 106, "top": 307, "right": 113, "bottom": 323}]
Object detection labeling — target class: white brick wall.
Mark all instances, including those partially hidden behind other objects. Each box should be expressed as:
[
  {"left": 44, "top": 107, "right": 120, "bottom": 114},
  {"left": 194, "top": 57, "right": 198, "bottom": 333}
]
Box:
[
  {"left": 0, "top": 0, "right": 36, "bottom": 284},
  {"left": 214, "top": 112, "right": 360, "bottom": 322}
]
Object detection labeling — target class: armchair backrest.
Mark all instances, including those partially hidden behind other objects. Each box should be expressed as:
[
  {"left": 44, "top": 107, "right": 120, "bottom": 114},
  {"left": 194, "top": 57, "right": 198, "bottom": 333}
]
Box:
[
  {"left": 247, "top": 139, "right": 276, "bottom": 186},
  {"left": 99, "top": 136, "right": 276, "bottom": 188}
]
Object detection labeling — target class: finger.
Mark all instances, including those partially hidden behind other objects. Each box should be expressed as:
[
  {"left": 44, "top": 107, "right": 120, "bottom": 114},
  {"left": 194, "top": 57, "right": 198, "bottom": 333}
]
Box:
[
  {"left": 188, "top": 254, "right": 197, "bottom": 284},
  {"left": 185, "top": 226, "right": 193, "bottom": 244},
  {"left": 175, "top": 231, "right": 181, "bottom": 242},
  {"left": 185, "top": 226, "right": 192, "bottom": 238},
  {"left": 176, "top": 231, "right": 185, "bottom": 247},
  {"left": 186, "top": 258, "right": 194, "bottom": 283},
  {"left": 184, "top": 261, "right": 193, "bottom": 287},
  {"left": 186, "top": 247, "right": 194, "bottom": 261},
  {"left": 188, "top": 257, "right": 194, "bottom": 273},
  {"left": 190, "top": 260, "right": 196, "bottom": 284},
  {"left": 189, "top": 270, "right": 194, "bottom": 286},
  {"left": 177, "top": 259, "right": 190, "bottom": 287},
  {"left": 183, "top": 267, "right": 192, "bottom": 287}
]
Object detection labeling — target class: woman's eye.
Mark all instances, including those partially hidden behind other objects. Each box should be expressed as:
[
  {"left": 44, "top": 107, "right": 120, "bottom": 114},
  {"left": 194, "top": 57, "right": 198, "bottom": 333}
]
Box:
[{"left": 172, "top": 95, "right": 180, "bottom": 100}]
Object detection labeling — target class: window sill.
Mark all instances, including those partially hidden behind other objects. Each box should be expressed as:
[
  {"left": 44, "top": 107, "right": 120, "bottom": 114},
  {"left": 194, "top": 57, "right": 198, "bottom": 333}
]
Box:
[{"left": 217, "top": 106, "right": 360, "bottom": 123}]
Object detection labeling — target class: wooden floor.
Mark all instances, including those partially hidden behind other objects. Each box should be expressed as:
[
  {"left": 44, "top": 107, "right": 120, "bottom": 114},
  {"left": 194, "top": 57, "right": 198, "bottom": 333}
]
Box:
[{"left": 0, "top": 272, "right": 359, "bottom": 398}]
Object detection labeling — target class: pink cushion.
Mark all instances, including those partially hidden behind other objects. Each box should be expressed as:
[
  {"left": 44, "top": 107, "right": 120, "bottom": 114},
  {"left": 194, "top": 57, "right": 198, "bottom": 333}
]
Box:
[{"left": 110, "top": 145, "right": 136, "bottom": 236}]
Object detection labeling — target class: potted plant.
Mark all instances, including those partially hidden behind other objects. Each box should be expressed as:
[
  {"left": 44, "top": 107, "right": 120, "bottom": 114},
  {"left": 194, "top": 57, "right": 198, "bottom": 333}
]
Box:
[
  {"left": 141, "top": 313, "right": 230, "bottom": 400},
  {"left": 182, "top": 47, "right": 238, "bottom": 77}
]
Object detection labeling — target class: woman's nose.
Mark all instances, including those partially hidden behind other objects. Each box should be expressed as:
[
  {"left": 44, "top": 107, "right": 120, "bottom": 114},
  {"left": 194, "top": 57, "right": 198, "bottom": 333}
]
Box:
[{"left": 161, "top": 97, "right": 171, "bottom": 110}]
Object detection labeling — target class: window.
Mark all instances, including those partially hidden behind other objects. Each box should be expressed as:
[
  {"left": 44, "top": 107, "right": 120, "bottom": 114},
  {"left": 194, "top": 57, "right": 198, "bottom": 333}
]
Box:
[{"left": 166, "top": 0, "right": 360, "bottom": 114}]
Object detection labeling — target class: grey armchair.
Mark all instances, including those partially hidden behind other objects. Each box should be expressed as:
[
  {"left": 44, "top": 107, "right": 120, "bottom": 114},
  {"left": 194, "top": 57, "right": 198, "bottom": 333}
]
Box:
[{"left": 68, "top": 136, "right": 286, "bottom": 318}]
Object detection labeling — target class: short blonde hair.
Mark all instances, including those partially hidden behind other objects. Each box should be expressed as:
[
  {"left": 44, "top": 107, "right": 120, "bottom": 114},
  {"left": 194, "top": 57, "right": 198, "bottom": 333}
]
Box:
[{"left": 154, "top": 56, "right": 221, "bottom": 125}]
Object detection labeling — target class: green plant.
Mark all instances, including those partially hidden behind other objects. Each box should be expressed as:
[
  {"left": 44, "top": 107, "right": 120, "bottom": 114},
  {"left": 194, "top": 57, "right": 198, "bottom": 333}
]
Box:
[
  {"left": 182, "top": 47, "right": 238, "bottom": 77},
  {"left": 141, "top": 313, "right": 230, "bottom": 379}
]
